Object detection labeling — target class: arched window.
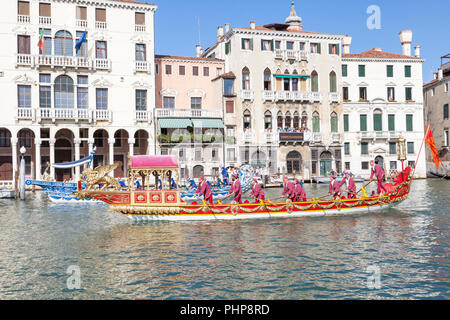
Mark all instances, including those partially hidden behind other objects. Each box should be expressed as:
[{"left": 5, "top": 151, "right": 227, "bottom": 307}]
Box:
[
  {"left": 264, "top": 68, "right": 271, "bottom": 91},
  {"left": 285, "top": 111, "right": 291, "bottom": 128},
  {"left": 277, "top": 111, "right": 283, "bottom": 129},
  {"left": 292, "top": 70, "right": 299, "bottom": 91},
  {"left": 311, "top": 70, "right": 319, "bottom": 92},
  {"left": 275, "top": 69, "right": 282, "bottom": 91},
  {"left": 264, "top": 110, "right": 272, "bottom": 130},
  {"left": 243, "top": 109, "right": 251, "bottom": 129},
  {"left": 330, "top": 111, "right": 338, "bottom": 132},
  {"left": 300, "top": 70, "right": 307, "bottom": 91},
  {"left": 293, "top": 111, "right": 299, "bottom": 129},
  {"left": 301, "top": 111, "right": 308, "bottom": 129},
  {"left": 329, "top": 71, "right": 337, "bottom": 93},
  {"left": 319, "top": 151, "right": 333, "bottom": 176},
  {"left": 54, "top": 30, "right": 73, "bottom": 56},
  {"left": 54, "top": 75, "right": 74, "bottom": 109},
  {"left": 286, "top": 150, "right": 302, "bottom": 174},
  {"left": 242, "top": 67, "right": 250, "bottom": 90},
  {"left": 373, "top": 108, "right": 383, "bottom": 131},
  {"left": 312, "top": 111, "right": 320, "bottom": 132},
  {"left": 283, "top": 69, "right": 290, "bottom": 91},
  {"left": 193, "top": 165, "right": 204, "bottom": 178}
]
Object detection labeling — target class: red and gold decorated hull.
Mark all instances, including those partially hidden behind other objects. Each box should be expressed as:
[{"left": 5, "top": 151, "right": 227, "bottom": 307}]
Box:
[{"left": 74, "top": 179, "right": 412, "bottom": 222}]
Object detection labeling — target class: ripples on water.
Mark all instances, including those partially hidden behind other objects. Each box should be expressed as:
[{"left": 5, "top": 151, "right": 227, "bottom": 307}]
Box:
[{"left": 0, "top": 180, "right": 448, "bottom": 299}]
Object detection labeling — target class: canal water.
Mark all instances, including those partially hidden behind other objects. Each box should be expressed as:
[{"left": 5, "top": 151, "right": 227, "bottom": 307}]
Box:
[{"left": 0, "top": 179, "right": 448, "bottom": 299}]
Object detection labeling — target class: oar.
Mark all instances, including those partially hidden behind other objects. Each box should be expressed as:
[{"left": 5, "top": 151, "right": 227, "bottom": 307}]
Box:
[{"left": 357, "top": 180, "right": 373, "bottom": 195}]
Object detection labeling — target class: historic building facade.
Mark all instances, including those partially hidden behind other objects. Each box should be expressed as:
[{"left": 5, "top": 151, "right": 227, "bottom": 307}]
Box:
[
  {"left": 0, "top": 0, "right": 157, "bottom": 183},
  {"left": 341, "top": 30, "right": 427, "bottom": 178},
  {"left": 154, "top": 54, "right": 225, "bottom": 179},
  {"left": 423, "top": 56, "right": 450, "bottom": 175},
  {"left": 201, "top": 3, "right": 345, "bottom": 179}
]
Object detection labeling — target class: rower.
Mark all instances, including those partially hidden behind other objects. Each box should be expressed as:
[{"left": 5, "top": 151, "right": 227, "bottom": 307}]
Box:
[
  {"left": 294, "top": 178, "right": 306, "bottom": 202},
  {"left": 186, "top": 176, "right": 197, "bottom": 191},
  {"left": 328, "top": 174, "right": 343, "bottom": 200},
  {"left": 282, "top": 177, "right": 296, "bottom": 201},
  {"left": 228, "top": 173, "right": 243, "bottom": 204},
  {"left": 370, "top": 160, "right": 387, "bottom": 195},
  {"left": 343, "top": 171, "right": 357, "bottom": 199},
  {"left": 249, "top": 177, "right": 265, "bottom": 203},
  {"left": 195, "top": 176, "right": 213, "bottom": 204}
]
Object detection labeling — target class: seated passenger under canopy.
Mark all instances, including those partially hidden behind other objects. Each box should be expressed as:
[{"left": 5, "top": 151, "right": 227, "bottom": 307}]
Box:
[{"left": 128, "top": 155, "right": 179, "bottom": 191}]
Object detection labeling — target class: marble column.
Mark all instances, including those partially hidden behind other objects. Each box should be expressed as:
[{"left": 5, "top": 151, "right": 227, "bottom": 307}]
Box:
[
  {"left": 35, "top": 138, "right": 41, "bottom": 180},
  {"left": 49, "top": 139, "right": 55, "bottom": 179},
  {"left": 128, "top": 138, "right": 135, "bottom": 156},
  {"left": 108, "top": 138, "right": 115, "bottom": 177},
  {"left": 74, "top": 139, "right": 81, "bottom": 180},
  {"left": 147, "top": 138, "right": 154, "bottom": 155},
  {"left": 11, "top": 137, "right": 18, "bottom": 183}
]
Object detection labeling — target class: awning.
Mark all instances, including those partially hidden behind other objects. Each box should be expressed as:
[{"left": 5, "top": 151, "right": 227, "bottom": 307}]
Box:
[
  {"left": 159, "top": 118, "right": 192, "bottom": 129},
  {"left": 130, "top": 155, "right": 178, "bottom": 168},
  {"left": 274, "top": 74, "right": 309, "bottom": 79},
  {"left": 192, "top": 118, "right": 224, "bottom": 129}
]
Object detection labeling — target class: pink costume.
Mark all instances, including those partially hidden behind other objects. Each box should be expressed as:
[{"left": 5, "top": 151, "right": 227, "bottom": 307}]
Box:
[
  {"left": 195, "top": 181, "right": 213, "bottom": 204},
  {"left": 344, "top": 177, "right": 357, "bottom": 199},
  {"left": 250, "top": 182, "right": 265, "bottom": 203},
  {"left": 370, "top": 164, "right": 387, "bottom": 194},
  {"left": 294, "top": 183, "right": 306, "bottom": 202},
  {"left": 228, "top": 179, "right": 243, "bottom": 204},
  {"left": 329, "top": 179, "right": 342, "bottom": 199},
  {"left": 282, "top": 181, "right": 296, "bottom": 201}
]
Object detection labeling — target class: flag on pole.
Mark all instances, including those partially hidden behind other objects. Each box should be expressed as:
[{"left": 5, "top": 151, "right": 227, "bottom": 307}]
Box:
[
  {"left": 75, "top": 30, "right": 87, "bottom": 52},
  {"left": 37, "top": 28, "right": 45, "bottom": 51},
  {"left": 424, "top": 125, "right": 441, "bottom": 170}
]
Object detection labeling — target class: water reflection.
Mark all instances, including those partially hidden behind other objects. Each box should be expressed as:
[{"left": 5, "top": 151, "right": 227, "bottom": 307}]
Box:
[{"left": 0, "top": 180, "right": 448, "bottom": 299}]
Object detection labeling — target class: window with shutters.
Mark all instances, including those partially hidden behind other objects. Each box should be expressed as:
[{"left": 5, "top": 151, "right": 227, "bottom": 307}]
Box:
[
  {"left": 192, "top": 66, "right": 199, "bottom": 76},
  {"left": 95, "top": 8, "right": 106, "bottom": 21},
  {"left": 405, "top": 87, "right": 413, "bottom": 101},
  {"left": 407, "top": 142, "right": 414, "bottom": 154},
  {"left": 310, "top": 43, "right": 321, "bottom": 54},
  {"left": 241, "top": 38, "right": 253, "bottom": 50},
  {"left": 18, "top": 1, "right": 30, "bottom": 15},
  {"left": 344, "top": 143, "right": 350, "bottom": 155},
  {"left": 360, "top": 114, "right": 367, "bottom": 131},
  {"left": 165, "top": 64, "right": 172, "bottom": 75},
  {"left": 388, "top": 114, "right": 395, "bottom": 131},
  {"left": 342, "top": 64, "right": 347, "bottom": 77},
  {"left": 361, "top": 143, "right": 369, "bottom": 155},
  {"left": 359, "top": 87, "right": 367, "bottom": 100},
  {"left": 203, "top": 67, "right": 209, "bottom": 76},
  {"left": 225, "top": 41, "right": 231, "bottom": 55},
  {"left": 135, "top": 12, "right": 145, "bottom": 25},
  {"left": 179, "top": 65, "right": 185, "bottom": 76},
  {"left": 330, "top": 112, "right": 338, "bottom": 133},
  {"left": 328, "top": 43, "right": 339, "bottom": 55},
  {"left": 405, "top": 65, "right": 411, "bottom": 78},
  {"left": 312, "top": 112, "right": 320, "bottom": 132},
  {"left": 387, "top": 65, "right": 393, "bottom": 77},
  {"left": 444, "top": 104, "right": 449, "bottom": 120},
  {"left": 343, "top": 114, "right": 349, "bottom": 132},
  {"left": 17, "top": 35, "right": 30, "bottom": 54},
  {"left": 389, "top": 142, "right": 396, "bottom": 155},
  {"left": 329, "top": 71, "right": 337, "bottom": 92},
  {"left": 76, "top": 6, "right": 87, "bottom": 20},
  {"left": 406, "top": 114, "right": 413, "bottom": 132},
  {"left": 387, "top": 87, "right": 395, "bottom": 101},
  {"left": 39, "top": 3, "right": 51, "bottom": 17},
  {"left": 311, "top": 71, "right": 319, "bottom": 92},
  {"left": 358, "top": 65, "right": 365, "bottom": 77},
  {"left": 261, "top": 40, "right": 272, "bottom": 51},
  {"left": 373, "top": 109, "right": 382, "bottom": 131},
  {"left": 343, "top": 87, "right": 349, "bottom": 101},
  {"left": 225, "top": 101, "right": 234, "bottom": 113}
]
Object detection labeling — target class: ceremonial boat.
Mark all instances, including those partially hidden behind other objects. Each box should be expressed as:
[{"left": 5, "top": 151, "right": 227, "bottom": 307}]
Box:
[{"left": 74, "top": 155, "right": 413, "bottom": 222}]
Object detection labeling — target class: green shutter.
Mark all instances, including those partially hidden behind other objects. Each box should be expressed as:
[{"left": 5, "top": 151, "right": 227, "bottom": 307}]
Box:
[
  {"left": 388, "top": 114, "right": 395, "bottom": 131},
  {"left": 406, "top": 115, "right": 413, "bottom": 131},
  {"left": 225, "top": 41, "right": 230, "bottom": 54},
  {"left": 361, "top": 143, "right": 368, "bottom": 155},
  {"left": 387, "top": 65, "right": 393, "bottom": 77},
  {"left": 359, "top": 65, "right": 365, "bottom": 77},
  {"left": 344, "top": 114, "right": 349, "bottom": 132},
  {"left": 373, "top": 114, "right": 382, "bottom": 131},
  {"left": 336, "top": 44, "right": 340, "bottom": 55},
  {"left": 313, "top": 116, "right": 320, "bottom": 132},
  {"left": 389, "top": 142, "right": 396, "bottom": 155},
  {"left": 330, "top": 74, "right": 337, "bottom": 92},
  {"left": 344, "top": 143, "right": 350, "bottom": 155},
  {"left": 405, "top": 65, "right": 411, "bottom": 77},
  {"left": 407, "top": 142, "right": 414, "bottom": 154},
  {"left": 270, "top": 39, "right": 274, "bottom": 51},
  {"left": 342, "top": 64, "right": 347, "bottom": 77},
  {"left": 261, "top": 39, "right": 264, "bottom": 51},
  {"left": 311, "top": 74, "right": 318, "bottom": 92},
  {"left": 317, "top": 43, "right": 321, "bottom": 54},
  {"left": 360, "top": 114, "right": 367, "bottom": 131},
  {"left": 444, "top": 104, "right": 449, "bottom": 119},
  {"left": 331, "top": 116, "right": 338, "bottom": 132},
  {"left": 249, "top": 38, "right": 253, "bottom": 50},
  {"left": 406, "top": 87, "right": 412, "bottom": 101},
  {"left": 241, "top": 38, "right": 245, "bottom": 50},
  {"left": 329, "top": 43, "right": 332, "bottom": 54}
]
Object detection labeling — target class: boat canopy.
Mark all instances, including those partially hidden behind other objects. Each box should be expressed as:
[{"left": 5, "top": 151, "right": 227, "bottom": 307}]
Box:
[{"left": 130, "top": 155, "right": 178, "bottom": 169}]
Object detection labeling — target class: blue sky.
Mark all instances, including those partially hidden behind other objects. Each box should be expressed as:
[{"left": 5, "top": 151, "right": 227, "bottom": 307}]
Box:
[{"left": 142, "top": 0, "right": 449, "bottom": 83}]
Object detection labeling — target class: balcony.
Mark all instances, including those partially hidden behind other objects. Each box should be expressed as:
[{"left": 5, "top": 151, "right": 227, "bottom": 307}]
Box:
[
  {"left": 95, "top": 21, "right": 107, "bottom": 29},
  {"left": 359, "top": 132, "right": 374, "bottom": 140},
  {"left": 94, "top": 59, "right": 111, "bottom": 70},
  {"left": 17, "top": 15, "right": 30, "bottom": 24},
  {"left": 135, "top": 110, "right": 152, "bottom": 123},
  {"left": 310, "top": 92, "right": 322, "bottom": 102},
  {"left": 76, "top": 19, "right": 88, "bottom": 28},
  {"left": 155, "top": 108, "right": 223, "bottom": 118},
  {"left": 39, "top": 16, "right": 51, "bottom": 25},
  {"left": 265, "top": 132, "right": 277, "bottom": 143},
  {"left": 135, "top": 24, "right": 146, "bottom": 32},
  {"left": 274, "top": 90, "right": 311, "bottom": 102},
  {"left": 135, "top": 61, "right": 151, "bottom": 73},
  {"left": 312, "top": 133, "right": 322, "bottom": 143},
  {"left": 36, "top": 55, "right": 91, "bottom": 69},
  {"left": 388, "top": 131, "right": 403, "bottom": 140},
  {"left": 16, "top": 54, "right": 33, "bottom": 67},
  {"left": 329, "top": 92, "right": 340, "bottom": 103},
  {"left": 17, "top": 108, "right": 34, "bottom": 120},
  {"left": 241, "top": 90, "right": 254, "bottom": 100},
  {"left": 275, "top": 49, "right": 308, "bottom": 62},
  {"left": 37, "top": 108, "right": 93, "bottom": 123},
  {"left": 94, "top": 109, "right": 112, "bottom": 122},
  {"left": 279, "top": 132, "right": 304, "bottom": 144},
  {"left": 263, "top": 90, "right": 275, "bottom": 101},
  {"left": 243, "top": 131, "right": 255, "bottom": 142},
  {"left": 374, "top": 131, "right": 388, "bottom": 140}
]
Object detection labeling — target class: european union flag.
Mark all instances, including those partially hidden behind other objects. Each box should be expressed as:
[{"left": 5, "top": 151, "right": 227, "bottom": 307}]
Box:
[{"left": 75, "top": 30, "right": 87, "bottom": 52}]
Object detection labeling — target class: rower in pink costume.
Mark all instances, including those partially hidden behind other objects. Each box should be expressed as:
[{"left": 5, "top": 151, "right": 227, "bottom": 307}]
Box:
[
  {"left": 249, "top": 178, "right": 265, "bottom": 203},
  {"left": 195, "top": 176, "right": 213, "bottom": 204},
  {"left": 370, "top": 160, "right": 387, "bottom": 195},
  {"left": 294, "top": 178, "right": 306, "bottom": 202},
  {"left": 228, "top": 173, "right": 243, "bottom": 204},
  {"left": 343, "top": 171, "right": 357, "bottom": 199},
  {"left": 282, "top": 177, "right": 296, "bottom": 201},
  {"left": 328, "top": 174, "right": 343, "bottom": 200}
]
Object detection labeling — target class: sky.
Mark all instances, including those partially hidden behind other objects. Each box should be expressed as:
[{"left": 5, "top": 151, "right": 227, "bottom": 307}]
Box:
[{"left": 141, "top": 0, "right": 450, "bottom": 83}]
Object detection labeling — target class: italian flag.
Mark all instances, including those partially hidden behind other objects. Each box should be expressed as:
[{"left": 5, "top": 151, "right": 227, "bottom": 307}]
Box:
[{"left": 37, "top": 29, "right": 44, "bottom": 51}]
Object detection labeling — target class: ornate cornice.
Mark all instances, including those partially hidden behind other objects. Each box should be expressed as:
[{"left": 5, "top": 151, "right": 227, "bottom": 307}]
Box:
[
  {"left": 51, "top": 0, "right": 157, "bottom": 12},
  {"left": 342, "top": 57, "right": 424, "bottom": 63}
]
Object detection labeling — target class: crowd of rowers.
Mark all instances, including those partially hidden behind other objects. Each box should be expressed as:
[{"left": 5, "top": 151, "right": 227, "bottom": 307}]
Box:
[{"left": 192, "top": 159, "right": 390, "bottom": 204}]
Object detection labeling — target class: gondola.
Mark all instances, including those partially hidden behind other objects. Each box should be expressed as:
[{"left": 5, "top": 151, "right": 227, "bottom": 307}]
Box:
[{"left": 429, "top": 171, "right": 450, "bottom": 180}]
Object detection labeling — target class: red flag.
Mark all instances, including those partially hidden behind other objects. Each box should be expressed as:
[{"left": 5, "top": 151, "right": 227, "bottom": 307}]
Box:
[
  {"left": 37, "top": 29, "right": 44, "bottom": 51},
  {"left": 424, "top": 125, "right": 440, "bottom": 170}
]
